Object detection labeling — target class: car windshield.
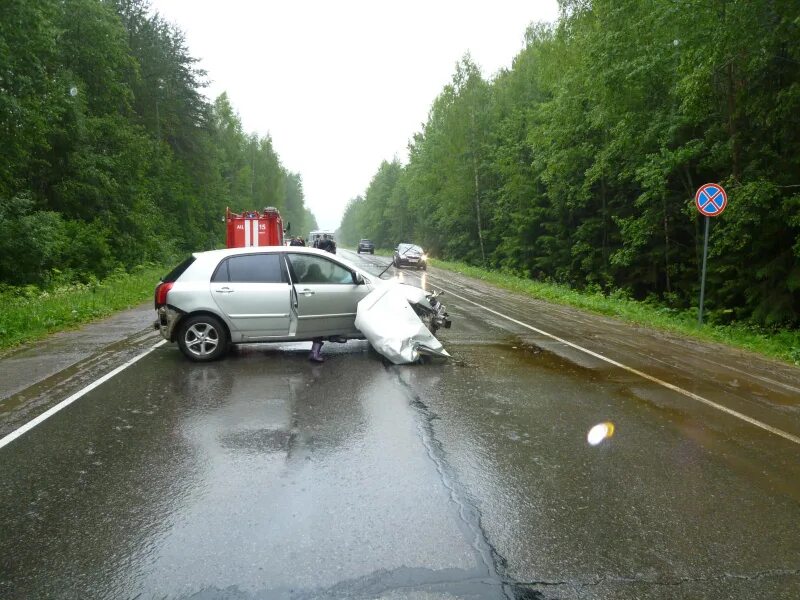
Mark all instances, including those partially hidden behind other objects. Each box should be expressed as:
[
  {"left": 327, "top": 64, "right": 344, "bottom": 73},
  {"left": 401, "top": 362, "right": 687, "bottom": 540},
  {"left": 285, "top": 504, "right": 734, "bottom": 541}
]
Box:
[{"left": 398, "top": 244, "right": 422, "bottom": 254}]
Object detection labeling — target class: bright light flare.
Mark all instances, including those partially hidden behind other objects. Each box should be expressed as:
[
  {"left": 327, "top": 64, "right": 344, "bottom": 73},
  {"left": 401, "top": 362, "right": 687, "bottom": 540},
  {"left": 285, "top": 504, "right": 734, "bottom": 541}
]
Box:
[{"left": 587, "top": 422, "right": 615, "bottom": 446}]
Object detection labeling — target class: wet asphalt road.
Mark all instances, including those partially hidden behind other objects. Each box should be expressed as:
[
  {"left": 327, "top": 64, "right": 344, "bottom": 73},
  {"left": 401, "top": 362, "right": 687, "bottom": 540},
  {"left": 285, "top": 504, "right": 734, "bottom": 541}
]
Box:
[{"left": 1, "top": 251, "right": 800, "bottom": 599}]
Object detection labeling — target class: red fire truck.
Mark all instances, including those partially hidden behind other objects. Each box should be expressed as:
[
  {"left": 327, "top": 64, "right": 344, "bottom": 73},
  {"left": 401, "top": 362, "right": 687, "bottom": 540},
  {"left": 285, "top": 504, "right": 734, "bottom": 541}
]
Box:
[{"left": 225, "top": 207, "right": 285, "bottom": 248}]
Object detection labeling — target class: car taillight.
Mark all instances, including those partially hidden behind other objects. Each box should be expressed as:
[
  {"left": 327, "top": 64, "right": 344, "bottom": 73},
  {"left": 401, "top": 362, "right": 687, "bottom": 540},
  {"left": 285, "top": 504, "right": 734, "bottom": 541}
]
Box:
[{"left": 154, "top": 281, "right": 174, "bottom": 307}]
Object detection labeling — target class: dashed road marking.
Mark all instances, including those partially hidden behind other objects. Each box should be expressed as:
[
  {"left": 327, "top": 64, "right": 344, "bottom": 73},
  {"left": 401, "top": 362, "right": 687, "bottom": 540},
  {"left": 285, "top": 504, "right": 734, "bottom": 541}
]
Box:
[{"left": 353, "top": 254, "right": 800, "bottom": 447}]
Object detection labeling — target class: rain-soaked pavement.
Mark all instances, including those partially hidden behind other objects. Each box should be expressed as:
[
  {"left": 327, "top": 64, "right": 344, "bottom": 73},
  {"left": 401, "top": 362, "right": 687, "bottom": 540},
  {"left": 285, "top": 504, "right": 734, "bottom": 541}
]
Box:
[{"left": 1, "top": 251, "right": 799, "bottom": 599}]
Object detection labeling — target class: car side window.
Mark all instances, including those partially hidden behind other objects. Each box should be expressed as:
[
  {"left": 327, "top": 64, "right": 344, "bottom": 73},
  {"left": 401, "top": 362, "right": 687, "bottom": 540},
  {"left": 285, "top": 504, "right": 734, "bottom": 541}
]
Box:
[
  {"left": 212, "top": 254, "right": 285, "bottom": 283},
  {"left": 288, "top": 254, "right": 353, "bottom": 284}
]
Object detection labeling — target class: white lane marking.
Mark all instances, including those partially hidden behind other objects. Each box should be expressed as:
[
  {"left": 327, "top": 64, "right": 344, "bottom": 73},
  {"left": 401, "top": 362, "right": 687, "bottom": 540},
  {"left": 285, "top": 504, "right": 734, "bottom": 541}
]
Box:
[
  {"left": 0, "top": 339, "right": 168, "bottom": 450},
  {"left": 424, "top": 275, "right": 800, "bottom": 446}
]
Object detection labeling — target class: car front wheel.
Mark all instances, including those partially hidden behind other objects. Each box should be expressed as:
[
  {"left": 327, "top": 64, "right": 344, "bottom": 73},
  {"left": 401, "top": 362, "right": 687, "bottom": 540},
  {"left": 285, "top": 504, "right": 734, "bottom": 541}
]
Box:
[{"left": 178, "top": 314, "right": 229, "bottom": 362}]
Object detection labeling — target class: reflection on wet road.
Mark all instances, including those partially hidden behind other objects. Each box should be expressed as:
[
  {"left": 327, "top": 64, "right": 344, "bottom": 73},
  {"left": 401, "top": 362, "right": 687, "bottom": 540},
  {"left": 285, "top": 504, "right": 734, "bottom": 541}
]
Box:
[
  {"left": 0, "top": 250, "right": 799, "bottom": 599},
  {"left": 0, "top": 345, "right": 506, "bottom": 598}
]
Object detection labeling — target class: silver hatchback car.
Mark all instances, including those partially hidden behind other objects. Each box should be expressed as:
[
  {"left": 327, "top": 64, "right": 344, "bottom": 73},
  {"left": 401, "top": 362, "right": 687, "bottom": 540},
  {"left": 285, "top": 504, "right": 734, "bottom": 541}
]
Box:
[{"left": 154, "top": 246, "right": 375, "bottom": 361}]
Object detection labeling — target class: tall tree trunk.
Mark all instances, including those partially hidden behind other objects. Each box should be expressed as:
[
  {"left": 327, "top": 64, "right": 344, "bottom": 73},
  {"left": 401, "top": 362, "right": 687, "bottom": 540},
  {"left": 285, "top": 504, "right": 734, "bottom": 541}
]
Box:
[
  {"left": 469, "top": 108, "right": 486, "bottom": 265},
  {"left": 471, "top": 151, "right": 486, "bottom": 265},
  {"left": 662, "top": 195, "right": 671, "bottom": 293},
  {"left": 601, "top": 177, "right": 608, "bottom": 267},
  {"left": 726, "top": 61, "right": 741, "bottom": 181}
]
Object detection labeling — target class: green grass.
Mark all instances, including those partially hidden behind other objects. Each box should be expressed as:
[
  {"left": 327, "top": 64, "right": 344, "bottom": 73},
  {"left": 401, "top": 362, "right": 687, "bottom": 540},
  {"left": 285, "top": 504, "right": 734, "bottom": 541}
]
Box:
[
  {"left": 430, "top": 259, "right": 800, "bottom": 366},
  {"left": 0, "top": 264, "right": 166, "bottom": 353}
]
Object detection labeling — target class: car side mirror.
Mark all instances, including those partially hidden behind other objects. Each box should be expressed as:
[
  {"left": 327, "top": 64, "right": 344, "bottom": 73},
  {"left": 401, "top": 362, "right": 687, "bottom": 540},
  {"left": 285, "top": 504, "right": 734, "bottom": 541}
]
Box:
[{"left": 352, "top": 272, "right": 365, "bottom": 285}]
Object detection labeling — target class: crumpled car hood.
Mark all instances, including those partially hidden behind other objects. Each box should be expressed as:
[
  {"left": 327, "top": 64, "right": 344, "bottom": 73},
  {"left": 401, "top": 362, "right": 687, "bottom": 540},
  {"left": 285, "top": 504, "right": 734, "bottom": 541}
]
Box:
[{"left": 355, "top": 281, "right": 449, "bottom": 364}]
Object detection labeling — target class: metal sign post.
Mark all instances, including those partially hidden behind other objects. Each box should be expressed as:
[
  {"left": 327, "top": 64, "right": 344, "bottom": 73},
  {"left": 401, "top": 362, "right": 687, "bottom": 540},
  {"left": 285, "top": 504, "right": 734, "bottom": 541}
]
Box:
[
  {"left": 698, "top": 216, "right": 710, "bottom": 325},
  {"left": 694, "top": 183, "right": 728, "bottom": 325}
]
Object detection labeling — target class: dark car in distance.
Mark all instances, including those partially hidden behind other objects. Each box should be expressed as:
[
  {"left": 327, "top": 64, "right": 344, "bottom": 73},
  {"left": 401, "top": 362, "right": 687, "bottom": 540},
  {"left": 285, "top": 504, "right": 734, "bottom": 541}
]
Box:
[
  {"left": 357, "top": 239, "right": 375, "bottom": 254},
  {"left": 393, "top": 243, "right": 427, "bottom": 270}
]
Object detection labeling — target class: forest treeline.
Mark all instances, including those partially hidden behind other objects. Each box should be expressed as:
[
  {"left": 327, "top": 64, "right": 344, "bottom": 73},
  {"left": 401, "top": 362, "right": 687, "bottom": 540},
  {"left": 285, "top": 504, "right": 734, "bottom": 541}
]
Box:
[
  {"left": 0, "top": 0, "right": 316, "bottom": 287},
  {"left": 339, "top": 0, "right": 800, "bottom": 327}
]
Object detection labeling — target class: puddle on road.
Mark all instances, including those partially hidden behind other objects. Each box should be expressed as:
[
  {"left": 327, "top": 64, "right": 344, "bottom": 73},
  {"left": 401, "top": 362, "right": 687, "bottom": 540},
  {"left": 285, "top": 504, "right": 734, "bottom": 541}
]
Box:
[
  {"left": 399, "top": 339, "right": 800, "bottom": 585},
  {"left": 218, "top": 428, "right": 294, "bottom": 454},
  {"left": 442, "top": 334, "right": 799, "bottom": 461}
]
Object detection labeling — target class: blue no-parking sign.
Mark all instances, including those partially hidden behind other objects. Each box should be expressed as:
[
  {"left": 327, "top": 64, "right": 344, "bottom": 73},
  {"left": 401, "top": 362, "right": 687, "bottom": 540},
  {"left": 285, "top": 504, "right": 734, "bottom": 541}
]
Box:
[
  {"left": 695, "top": 183, "right": 727, "bottom": 217},
  {"left": 695, "top": 182, "right": 728, "bottom": 325}
]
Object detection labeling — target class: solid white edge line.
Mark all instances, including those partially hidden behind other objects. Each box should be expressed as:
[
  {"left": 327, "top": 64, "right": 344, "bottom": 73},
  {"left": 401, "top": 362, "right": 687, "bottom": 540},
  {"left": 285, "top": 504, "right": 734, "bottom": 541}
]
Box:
[
  {"left": 0, "top": 339, "right": 168, "bottom": 450},
  {"left": 420, "top": 271, "right": 800, "bottom": 447}
]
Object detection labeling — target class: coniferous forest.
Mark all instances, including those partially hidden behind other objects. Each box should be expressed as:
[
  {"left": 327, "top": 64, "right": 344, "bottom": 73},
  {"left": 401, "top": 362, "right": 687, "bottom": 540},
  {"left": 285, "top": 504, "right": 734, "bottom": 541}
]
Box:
[
  {"left": 0, "top": 0, "right": 316, "bottom": 288},
  {"left": 339, "top": 0, "right": 800, "bottom": 327}
]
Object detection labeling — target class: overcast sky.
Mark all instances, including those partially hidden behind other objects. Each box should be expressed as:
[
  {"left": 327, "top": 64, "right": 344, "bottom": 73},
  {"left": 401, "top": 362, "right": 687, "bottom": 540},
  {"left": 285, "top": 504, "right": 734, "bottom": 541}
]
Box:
[{"left": 149, "top": 0, "right": 560, "bottom": 230}]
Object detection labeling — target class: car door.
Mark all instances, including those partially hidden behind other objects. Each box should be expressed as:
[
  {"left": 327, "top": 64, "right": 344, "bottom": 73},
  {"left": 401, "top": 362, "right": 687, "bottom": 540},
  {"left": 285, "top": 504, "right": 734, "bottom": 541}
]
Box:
[
  {"left": 210, "top": 253, "right": 291, "bottom": 339},
  {"left": 286, "top": 253, "right": 372, "bottom": 337}
]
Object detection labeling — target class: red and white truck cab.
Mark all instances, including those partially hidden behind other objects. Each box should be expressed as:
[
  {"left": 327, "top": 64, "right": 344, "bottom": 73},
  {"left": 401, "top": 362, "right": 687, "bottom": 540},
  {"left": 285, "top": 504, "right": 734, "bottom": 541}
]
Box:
[{"left": 225, "top": 207, "right": 284, "bottom": 248}]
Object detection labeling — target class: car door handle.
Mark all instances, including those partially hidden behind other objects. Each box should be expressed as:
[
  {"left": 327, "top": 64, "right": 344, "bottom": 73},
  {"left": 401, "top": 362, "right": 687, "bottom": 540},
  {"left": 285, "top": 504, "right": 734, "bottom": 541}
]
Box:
[
  {"left": 300, "top": 288, "right": 315, "bottom": 296},
  {"left": 214, "top": 287, "right": 234, "bottom": 294}
]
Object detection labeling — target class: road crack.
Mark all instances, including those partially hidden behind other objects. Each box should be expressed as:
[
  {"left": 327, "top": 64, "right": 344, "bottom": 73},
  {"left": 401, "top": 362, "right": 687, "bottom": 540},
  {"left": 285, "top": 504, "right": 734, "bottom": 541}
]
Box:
[
  {"left": 392, "top": 370, "right": 525, "bottom": 600},
  {"left": 514, "top": 567, "right": 800, "bottom": 589}
]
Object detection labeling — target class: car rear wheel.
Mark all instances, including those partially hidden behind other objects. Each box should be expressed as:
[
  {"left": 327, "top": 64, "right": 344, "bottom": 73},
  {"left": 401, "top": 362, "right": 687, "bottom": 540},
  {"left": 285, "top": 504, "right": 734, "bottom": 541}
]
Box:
[{"left": 178, "top": 314, "right": 229, "bottom": 362}]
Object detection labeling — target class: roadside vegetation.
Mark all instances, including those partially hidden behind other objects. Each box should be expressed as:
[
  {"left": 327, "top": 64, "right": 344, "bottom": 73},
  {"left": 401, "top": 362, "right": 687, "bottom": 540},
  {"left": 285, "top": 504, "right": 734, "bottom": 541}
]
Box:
[
  {"left": 0, "top": 264, "right": 165, "bottom": 353},
  {"left": 0, "top": 0, "right": 317, "bottom": 292},
  {"left": 431, "top": 259, "right": 800, "bottom": 366},
  {"left": 339, "top": 1, "right": 800, "bottom": 336}
]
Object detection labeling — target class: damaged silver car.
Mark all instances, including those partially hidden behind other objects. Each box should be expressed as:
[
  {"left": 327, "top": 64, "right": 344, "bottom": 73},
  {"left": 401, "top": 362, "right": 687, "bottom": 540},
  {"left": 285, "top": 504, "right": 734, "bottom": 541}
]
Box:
[
  {"left": 355, "top": 282, "right": 450, "bottom": 364},
  {"left": 154, "top": 246, "right": 450, "bottom": 362}
]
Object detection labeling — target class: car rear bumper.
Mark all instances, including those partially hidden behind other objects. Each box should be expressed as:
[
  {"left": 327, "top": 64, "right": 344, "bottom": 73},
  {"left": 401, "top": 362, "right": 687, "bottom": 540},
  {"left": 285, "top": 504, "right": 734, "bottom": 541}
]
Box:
[{"left": 154, "top": 306, "right": 181, "bottom": 341}]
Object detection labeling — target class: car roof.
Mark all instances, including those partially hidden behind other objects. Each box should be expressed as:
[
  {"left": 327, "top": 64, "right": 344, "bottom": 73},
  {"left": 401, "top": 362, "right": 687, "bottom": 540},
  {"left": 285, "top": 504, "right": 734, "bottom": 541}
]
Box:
[{"left": 192, "top": 246, "right": 334, "bottom": 260}]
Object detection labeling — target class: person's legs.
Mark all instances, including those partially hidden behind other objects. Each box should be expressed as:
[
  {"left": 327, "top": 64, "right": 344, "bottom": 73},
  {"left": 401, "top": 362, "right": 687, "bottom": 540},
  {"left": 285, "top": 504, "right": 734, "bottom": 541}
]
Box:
[{"left": 309, "top": 338, "right": 324, "bottom": 362}]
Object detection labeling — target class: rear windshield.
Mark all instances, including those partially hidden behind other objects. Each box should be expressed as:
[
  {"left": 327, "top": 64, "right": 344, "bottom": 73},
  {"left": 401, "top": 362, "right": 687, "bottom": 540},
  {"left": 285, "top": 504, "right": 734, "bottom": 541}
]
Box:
[{"left": 161, "top": 256, "right": 195, "bottom": 282}]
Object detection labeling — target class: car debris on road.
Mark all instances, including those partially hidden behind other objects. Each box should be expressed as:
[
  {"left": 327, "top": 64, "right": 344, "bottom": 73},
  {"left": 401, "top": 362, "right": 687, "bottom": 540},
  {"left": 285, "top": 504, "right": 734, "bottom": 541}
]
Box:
[{"left": 355, "top": 281, "right": 450, "bottom": 364}]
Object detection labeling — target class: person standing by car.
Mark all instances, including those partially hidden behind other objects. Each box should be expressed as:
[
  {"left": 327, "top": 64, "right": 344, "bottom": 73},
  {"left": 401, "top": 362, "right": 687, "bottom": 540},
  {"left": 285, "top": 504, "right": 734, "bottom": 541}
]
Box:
[{"left": 319, "top": 234, "right": 335, "bottom": 254}]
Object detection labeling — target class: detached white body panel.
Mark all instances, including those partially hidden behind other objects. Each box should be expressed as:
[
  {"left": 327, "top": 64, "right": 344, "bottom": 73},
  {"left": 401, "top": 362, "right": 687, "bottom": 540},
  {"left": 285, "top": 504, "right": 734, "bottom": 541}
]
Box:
[{"left": 355, "top": 282, "right": 450, "bottom": 364}]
